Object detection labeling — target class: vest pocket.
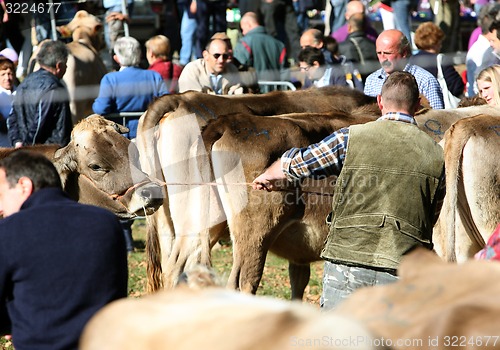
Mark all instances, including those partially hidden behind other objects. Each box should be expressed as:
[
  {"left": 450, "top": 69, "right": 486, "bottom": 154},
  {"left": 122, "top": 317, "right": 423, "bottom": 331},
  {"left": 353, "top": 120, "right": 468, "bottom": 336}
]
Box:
[{"left": 334, "top": 214, "right": 386, "bottom": 229}]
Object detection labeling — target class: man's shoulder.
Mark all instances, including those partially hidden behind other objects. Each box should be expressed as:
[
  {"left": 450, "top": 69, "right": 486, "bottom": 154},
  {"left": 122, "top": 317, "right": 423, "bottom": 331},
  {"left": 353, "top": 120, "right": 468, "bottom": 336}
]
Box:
[
  {"left": 181, "top": 59, "right": 205, "bottom": 74},
  {"left": 408, "top": 64, "right": 439, "bottom": 84}
]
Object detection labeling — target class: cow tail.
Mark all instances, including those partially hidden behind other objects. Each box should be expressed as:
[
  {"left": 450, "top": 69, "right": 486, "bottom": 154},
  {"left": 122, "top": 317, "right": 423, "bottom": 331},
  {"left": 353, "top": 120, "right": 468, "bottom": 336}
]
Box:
[
  {"left": 145, "top": 218, "right": 163, "bottom": 292},
  {"left": 443, "top": 119, "right": 471, "bottom": 262}
]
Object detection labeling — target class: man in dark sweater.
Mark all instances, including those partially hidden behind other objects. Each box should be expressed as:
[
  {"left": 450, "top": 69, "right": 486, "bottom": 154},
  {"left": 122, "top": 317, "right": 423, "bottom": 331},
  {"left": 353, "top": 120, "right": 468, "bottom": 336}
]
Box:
[{"left": 0, "top": 151, "right": 128, "bottom": 350}]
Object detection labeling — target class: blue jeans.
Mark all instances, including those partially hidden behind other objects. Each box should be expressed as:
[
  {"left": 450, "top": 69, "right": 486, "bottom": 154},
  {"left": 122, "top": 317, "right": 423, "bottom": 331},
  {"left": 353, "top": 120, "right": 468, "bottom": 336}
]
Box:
[
  {"left": 179, "top": 9, "right": 197, "bottom": 66},
  {"left": 330, "top": 0, "right": 347, "bottom": 34},
  {"left": 320, "top": 261, "right": 398, "bottom": 311},
  {"left": 391, "top": 0, "right": 412, "bottom": 46}
]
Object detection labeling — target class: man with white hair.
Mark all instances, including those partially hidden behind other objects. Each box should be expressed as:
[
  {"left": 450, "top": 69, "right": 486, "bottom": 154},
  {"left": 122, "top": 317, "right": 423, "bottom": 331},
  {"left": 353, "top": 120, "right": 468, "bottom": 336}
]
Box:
[{"left": 93, "top": 36, "right": 168, "bottom": 140}]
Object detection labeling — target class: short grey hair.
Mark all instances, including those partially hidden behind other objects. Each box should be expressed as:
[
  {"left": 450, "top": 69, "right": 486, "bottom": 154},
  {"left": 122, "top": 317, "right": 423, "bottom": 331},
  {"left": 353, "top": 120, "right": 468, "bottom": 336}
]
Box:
[
  {"left": 114, "top": 36, "right": 141, "bottom": 67},
  {"left": 37, "top": 40, "right": 68, "bottom": 69}
]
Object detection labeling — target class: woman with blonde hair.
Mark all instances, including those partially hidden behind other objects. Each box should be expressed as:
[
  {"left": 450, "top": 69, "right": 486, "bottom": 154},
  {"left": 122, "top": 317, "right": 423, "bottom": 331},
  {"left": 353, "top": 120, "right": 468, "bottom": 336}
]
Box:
[
  {"left": 476, "top": 65, "right": 500, "bottom": 106},
  {"left": 145, "top": 35, "right": 183, "bottom": 94}
]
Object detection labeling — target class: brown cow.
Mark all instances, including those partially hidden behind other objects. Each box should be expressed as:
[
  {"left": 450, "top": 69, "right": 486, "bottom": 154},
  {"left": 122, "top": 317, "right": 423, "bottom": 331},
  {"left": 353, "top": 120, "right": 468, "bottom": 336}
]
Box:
[
  {"left": 136, "top": 87, "right": 379, "bottom": 294},
  {"left": 138, "top": 88, "right": 500, "bottom": 298},
  {"left": 138, "top": 103, "right": 380, "bottom": 296},
  {"left": 434, "top": 114, "right": 500, "bottom": 262},
  {"left": 1, "top": 115, "right": 164, "bottom": 218}
]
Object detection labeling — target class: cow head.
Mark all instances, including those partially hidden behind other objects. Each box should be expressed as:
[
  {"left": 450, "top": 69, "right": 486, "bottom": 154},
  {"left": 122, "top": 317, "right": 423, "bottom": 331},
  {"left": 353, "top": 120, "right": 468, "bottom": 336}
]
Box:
[
  {"left": 59, "top": 10, "right": 105, "bottom": 52},
  {"left": 53, "top": 115, "right": 164, "bottom": 219}
]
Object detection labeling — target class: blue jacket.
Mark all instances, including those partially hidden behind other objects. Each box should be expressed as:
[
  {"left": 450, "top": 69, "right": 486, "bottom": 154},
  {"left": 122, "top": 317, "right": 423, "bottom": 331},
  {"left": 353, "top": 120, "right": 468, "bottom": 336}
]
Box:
[
  {"left": 0, "top": 188, "right": 128, "bottom": 350},
  {"left": 7, "top": 69, "right": 72, "bottom": 146},
  {"left": 93, "top": 66, "right": 168, "bottom": 138}
]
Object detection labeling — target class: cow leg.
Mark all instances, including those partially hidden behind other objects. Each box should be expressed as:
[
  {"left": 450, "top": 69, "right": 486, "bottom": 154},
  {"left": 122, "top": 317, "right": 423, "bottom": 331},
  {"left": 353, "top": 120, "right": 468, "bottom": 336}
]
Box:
[
  {"left": 289, "top": 263, "right": 310, "bottom": 300},
  {"left": 228, "top": 235, "right": 268, "bottom": 294}
]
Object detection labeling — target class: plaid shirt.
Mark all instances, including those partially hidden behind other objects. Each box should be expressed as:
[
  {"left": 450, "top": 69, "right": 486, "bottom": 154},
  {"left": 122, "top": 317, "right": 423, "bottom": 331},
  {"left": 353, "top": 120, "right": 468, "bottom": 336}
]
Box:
[
  {"left": 364, "top": 63, "right": 445, "bottom": 110},
  {"left": 281, "top": 113, "right": 445, "bottom": 220}
]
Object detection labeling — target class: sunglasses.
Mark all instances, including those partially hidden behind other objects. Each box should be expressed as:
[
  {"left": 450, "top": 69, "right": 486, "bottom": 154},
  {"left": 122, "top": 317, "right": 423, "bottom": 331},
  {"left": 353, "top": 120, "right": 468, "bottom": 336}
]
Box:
[
  {"left": 299, "top": 65, "right": 311, "bottom": 71},
  {"left": 212, "top": 53, "right": 230, "bottom": 60}
]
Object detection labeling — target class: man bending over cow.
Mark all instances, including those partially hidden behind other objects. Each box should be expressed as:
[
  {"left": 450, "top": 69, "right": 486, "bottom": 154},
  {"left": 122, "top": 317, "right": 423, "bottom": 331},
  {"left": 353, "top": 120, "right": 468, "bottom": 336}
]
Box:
[
  {"left": 0, "top": 150, "right": 128, "bottom": 349},
  {"left": 253, "top": 71, "right": 445, "bottom": 310}
]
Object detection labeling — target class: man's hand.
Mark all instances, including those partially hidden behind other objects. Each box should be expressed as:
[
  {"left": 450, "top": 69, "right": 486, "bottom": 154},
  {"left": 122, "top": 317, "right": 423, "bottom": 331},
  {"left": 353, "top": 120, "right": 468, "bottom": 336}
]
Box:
[
  {"left": 252, "top": 160, "right": 287, "bottom": 191},
  {"left": 106, "top": 12, "right": 129, "bottom": 23}
]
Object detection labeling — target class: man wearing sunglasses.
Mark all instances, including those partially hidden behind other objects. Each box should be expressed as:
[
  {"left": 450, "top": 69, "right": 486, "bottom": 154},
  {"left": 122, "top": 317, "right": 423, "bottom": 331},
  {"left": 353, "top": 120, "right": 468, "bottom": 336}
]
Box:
[{"left": 179, "top": 38, "right": 245, "bottom": 94}]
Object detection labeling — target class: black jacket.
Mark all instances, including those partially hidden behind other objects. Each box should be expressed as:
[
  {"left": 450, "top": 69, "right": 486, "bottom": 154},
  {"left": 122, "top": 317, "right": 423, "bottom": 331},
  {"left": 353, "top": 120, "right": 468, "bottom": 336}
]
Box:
[
  {"left": 7, "top": 68, "right": 72, "bottom": 146},
  {"left": 410, "top": 50, "right": 465, "bottom": 98},
  {"left": 338, "top": 31, "right": 379, "bottom": 78},
  {"left": 0, "top": 188, "right": 128, "bottom": 350}
]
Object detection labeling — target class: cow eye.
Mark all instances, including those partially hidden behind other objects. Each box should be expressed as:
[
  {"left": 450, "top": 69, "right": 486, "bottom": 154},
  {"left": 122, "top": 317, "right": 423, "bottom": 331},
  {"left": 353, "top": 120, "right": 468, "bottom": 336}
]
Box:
[{"left": 89, "top": 163, "right": 104, "bottom": 171}]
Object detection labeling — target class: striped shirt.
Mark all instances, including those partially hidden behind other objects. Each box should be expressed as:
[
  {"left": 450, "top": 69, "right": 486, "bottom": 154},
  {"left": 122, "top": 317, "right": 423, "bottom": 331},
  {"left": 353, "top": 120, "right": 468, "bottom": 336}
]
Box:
[
  {"left": 281, "top": 112, "right": 445, "bottom": 221},
  {"left": 364, "top": 63, "right": 445, "bottom": 110}
]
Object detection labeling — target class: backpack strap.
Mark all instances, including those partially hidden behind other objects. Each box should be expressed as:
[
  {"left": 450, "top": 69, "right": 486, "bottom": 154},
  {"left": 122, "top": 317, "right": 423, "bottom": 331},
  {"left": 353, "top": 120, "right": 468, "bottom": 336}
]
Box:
[{"left": 349, "top": 37, "right": 365, "bottom": 65}]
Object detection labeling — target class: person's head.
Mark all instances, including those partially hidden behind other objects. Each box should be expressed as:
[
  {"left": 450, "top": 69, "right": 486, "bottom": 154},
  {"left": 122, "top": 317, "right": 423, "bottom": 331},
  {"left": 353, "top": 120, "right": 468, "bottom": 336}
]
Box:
[
  {"left": 300, "top": 28, "right": 324, "bottom": 50},
  {"left": 487, "top": 8, "right": 500, "bottom": 54},
  {"left": 345, "top": 0, "right": 365, "bottom": 20},
  {"left": 0, "top": 57, "right": 15, "bottom": 91},
  {"left": 202, "top": 39, "right": 231, "bottom": 75},
  {"left": 347, "top": 13, "right": 365, "bottom": 34},
  {"left": 0, "top": 48, "right": 19, "bottom": 67},
  {"left": 298, "top": 46, "right": 326, "bottom": 81},
  {"left": 114, "top": 36, "right": 142, "bottom": 67},
  {"left": 145, "top": 35, "right": 171, "bottom": 64},
  {"left": 377, "top": 71, "right": 420, "bottom": 115},
  {"left": 37, "top": 40, "right": 69, "bottom": 79},
  {"left": 240, "top": 12, "right": 260, "bottom": 36},
  {"left": 479, "top": 4, "right": 499, "bottom": 35},
  {"left": 375, "top": 29, "right": 411, "bottom": 75},
  {"left": 414, "top": 22, "right": 444, "bottom": 53},
  {"left": 476, "top": 65, "right": 500, "bottom": 106},
  {"left": 323, "top": 36, "right": 339, "bottom": 58},
  {"left": 211, "top": 32, "right": 234, "bottom": 61},
  {"left": 0, "top": 151, "right": 62, "bottom": 217}
]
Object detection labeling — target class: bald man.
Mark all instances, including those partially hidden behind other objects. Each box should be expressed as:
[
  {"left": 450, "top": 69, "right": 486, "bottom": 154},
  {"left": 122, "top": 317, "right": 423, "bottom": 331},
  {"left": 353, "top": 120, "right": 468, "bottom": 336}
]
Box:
[
  {"left": 331, "top": 0, "right": 378, "bottom": 43},
  {"left": 178, "top": 39, "right": 243, "bottom": 94},
  {"left": 233, "top": 12, "right": 287, "bottom": 80},
  {"left": 300, "top": 28, "right": 339, "bottom": 65},
  {"left": 364, "top": 29, "right": 444, "bottom": 109}
]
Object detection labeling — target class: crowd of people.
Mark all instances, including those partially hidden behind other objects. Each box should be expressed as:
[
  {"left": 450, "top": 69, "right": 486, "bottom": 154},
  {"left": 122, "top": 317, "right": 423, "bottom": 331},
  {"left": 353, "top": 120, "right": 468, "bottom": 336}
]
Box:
[{"left": 1, "top": 0, "right": 500, "bottom": 348}]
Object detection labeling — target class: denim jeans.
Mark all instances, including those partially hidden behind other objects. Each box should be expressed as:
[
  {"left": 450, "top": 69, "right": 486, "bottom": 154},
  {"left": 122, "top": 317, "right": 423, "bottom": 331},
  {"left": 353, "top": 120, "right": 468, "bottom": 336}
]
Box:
[
  {"left": 320, "top": 261, "right": 398, "bottom": 311},
  {"left": 329, "top": 0, "right": 347, "bottom": 34},
  {"left": 179, "top": 9, "right": 197, "bottom": 66},
  {"left": 391, "top": 0, "right": 412, "bottom": 46}
]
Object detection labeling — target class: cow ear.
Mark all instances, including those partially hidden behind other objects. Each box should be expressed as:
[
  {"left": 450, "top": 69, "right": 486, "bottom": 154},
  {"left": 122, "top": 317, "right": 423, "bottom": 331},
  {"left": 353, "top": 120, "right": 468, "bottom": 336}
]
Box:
[
  {"left": 114, "top": 123, "right": 129, "bottom": 134},
  {"left": 53, "top": 145, "right": 78, "bottom": 188}
]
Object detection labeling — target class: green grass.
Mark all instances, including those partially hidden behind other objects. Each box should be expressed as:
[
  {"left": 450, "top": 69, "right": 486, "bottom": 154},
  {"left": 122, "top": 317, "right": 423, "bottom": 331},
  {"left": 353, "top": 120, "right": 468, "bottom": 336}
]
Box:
[{"left": 0, "top": 219, "right": 322, "bottom": 348}]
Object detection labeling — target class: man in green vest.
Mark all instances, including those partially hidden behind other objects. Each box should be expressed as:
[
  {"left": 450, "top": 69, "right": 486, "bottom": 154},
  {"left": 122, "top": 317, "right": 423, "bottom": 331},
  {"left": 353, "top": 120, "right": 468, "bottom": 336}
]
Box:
[{"left": 252, "top": 71, "right": 445, "bottom": 310}]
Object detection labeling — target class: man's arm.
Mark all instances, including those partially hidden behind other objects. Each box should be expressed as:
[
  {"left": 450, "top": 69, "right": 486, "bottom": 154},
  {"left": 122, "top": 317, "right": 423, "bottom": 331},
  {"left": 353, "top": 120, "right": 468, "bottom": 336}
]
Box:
[
  {"left": 253, "top": 128, "right": 349, "bottom": 191},
  {"left": 7, "top": 107, "right": 22, "bottom": 148},
  {"left": 252, "top": 159, "right": 287, "bottom": 191}
]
